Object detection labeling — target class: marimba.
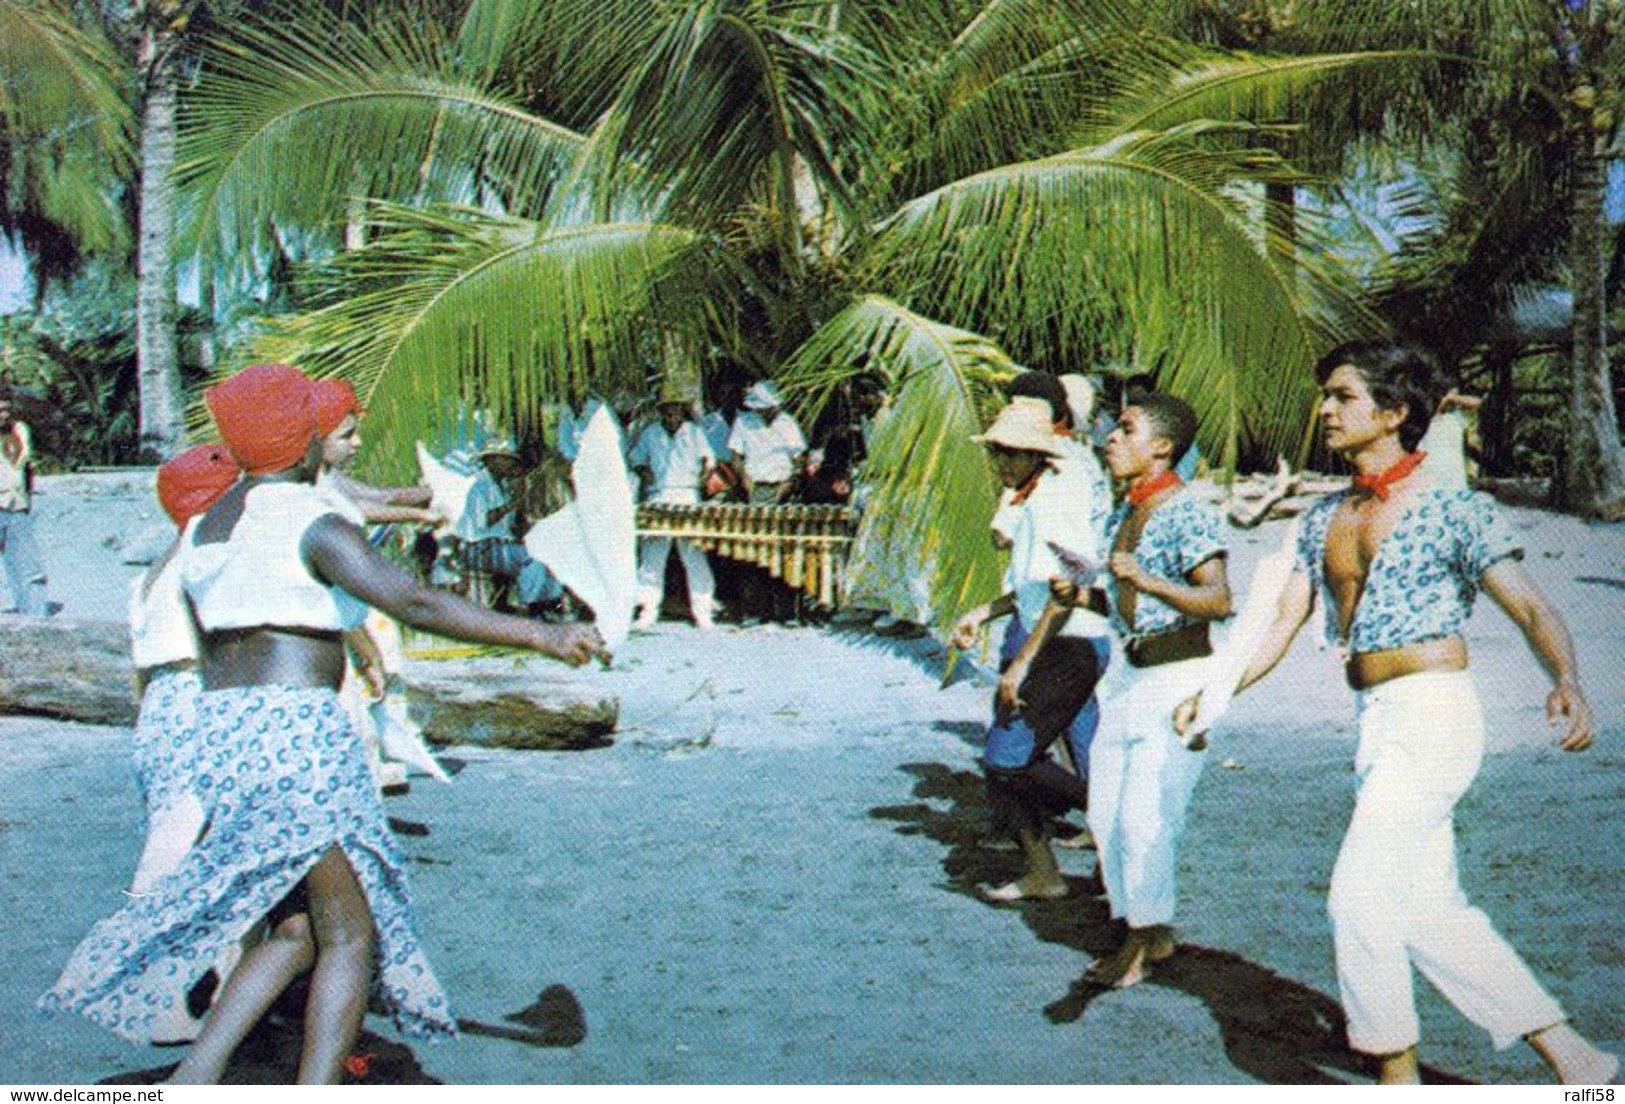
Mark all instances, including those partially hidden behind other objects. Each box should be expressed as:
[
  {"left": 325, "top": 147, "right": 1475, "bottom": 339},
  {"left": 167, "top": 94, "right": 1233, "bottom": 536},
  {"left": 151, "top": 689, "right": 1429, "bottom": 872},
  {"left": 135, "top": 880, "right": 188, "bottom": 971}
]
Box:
[{"left": 636, "top": 503, "right": 857, "bottom": 608}]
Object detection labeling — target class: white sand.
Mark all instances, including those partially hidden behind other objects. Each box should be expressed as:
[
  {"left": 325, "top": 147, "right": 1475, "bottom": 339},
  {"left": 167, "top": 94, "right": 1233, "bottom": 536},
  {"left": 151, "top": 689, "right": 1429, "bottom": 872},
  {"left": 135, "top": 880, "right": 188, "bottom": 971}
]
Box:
[{"left": 0, "top": 472, "right": 1619, "bottom": 1084}]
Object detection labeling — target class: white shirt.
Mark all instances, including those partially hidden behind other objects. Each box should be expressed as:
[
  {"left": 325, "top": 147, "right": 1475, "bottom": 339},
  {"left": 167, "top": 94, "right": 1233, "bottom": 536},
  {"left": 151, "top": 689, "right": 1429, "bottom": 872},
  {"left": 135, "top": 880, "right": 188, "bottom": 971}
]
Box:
[
  {"left": 457, "top": 469, "right": 515, "bottom": 542},
  {"left": 0, "top": 423, "right": 31, "bottom": 512},
  {"left": 182, "top": 483, "right": 350, "bottom": 633},
  {"left": 1002, "top": 461, "right": 1110, "bottom": 638},
  {"left": 629, "top": 421, "right": 715, "bottom": 505},
  {"left": 728, "top": 411, "right": 807, "bottom": 484},
  {"left": 129, "top": 553, "right": 200, "bottom": 670}
]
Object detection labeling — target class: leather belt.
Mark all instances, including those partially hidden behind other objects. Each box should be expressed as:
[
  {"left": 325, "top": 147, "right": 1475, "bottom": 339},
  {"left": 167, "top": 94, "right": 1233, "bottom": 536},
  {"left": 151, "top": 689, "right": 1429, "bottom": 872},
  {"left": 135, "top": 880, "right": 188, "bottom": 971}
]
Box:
[{"left": 1125, "top": 622, "right": 1212, "bottom": 669}]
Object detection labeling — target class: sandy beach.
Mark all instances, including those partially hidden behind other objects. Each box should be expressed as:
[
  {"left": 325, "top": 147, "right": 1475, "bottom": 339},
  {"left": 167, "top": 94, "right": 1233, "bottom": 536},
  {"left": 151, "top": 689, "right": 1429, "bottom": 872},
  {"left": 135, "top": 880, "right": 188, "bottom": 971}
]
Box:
[{"left": 0, "top": 473, "right": 1620, "bottom": 1084}]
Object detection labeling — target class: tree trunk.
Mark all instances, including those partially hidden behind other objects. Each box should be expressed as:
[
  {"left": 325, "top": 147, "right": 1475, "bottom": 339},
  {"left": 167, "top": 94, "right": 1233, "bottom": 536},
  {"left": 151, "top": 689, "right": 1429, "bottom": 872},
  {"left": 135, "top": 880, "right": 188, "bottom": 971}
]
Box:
[
  {"left": 135, "top": 24, "right": 186, "bottom": 460},
  {"left": 1562, "top": 124, "right": 1625, "bottom": 518}
]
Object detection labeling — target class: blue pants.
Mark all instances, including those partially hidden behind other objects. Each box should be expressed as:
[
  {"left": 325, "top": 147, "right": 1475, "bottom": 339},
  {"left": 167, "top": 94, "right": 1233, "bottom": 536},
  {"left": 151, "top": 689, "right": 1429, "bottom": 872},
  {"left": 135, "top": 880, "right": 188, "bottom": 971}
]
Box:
[{"left": 982, "top": 616, "right": 1109, "bottom": 836}]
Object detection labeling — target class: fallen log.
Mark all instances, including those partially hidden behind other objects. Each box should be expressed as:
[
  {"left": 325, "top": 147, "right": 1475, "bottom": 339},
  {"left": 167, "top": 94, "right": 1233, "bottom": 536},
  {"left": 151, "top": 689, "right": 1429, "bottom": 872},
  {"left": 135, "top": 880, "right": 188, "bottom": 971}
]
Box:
[
  {"left": 0, "top": 616, "right": 136, "bottom": 726},
  {"left": 0, "top": 619, "right": 619, "bottom": 750},
  {"left": 400, "top": 655, "right": 618, "bottom": 751}
]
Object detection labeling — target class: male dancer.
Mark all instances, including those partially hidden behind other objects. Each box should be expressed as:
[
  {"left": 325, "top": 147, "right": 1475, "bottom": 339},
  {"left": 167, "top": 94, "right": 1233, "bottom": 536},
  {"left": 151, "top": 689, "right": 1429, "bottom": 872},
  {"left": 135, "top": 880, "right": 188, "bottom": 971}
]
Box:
[
  {"left": 1178, "top": 341, "right": 1616, "bottom": 1084},
  {"left": 1052, "top": 392, "right": 1231, "bottom": 987},
  {"left": 950, "top": 398, "right": 1108, "bottom": 901}
]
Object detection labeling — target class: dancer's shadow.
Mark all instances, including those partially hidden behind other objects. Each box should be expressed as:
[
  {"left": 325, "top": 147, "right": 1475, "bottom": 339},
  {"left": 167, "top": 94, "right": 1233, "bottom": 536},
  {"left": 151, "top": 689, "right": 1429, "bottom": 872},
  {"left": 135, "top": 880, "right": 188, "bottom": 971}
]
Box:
[
  {"left": 99, "top": 983, "right": 587, "bottom": 1084},
  {"left": 870, "top": 761, "right": 1472, "bottom": 1086}
]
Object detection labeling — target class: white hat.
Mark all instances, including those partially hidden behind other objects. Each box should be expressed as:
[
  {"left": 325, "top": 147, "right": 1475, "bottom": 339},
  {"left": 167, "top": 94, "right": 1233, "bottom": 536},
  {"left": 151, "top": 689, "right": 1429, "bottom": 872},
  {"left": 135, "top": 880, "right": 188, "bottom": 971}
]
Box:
[
  {"left": 743, "top": 380, "right": 784, "bottom": 411},
  {"left": 1059, "top": 374, "right": 1097, "bottom": 428},
  {"left": 971, "top": 398, "right": 1065, "bottom": 457},
  {"left": 479, "top": 436, "right": 519, "bottom": 459}
]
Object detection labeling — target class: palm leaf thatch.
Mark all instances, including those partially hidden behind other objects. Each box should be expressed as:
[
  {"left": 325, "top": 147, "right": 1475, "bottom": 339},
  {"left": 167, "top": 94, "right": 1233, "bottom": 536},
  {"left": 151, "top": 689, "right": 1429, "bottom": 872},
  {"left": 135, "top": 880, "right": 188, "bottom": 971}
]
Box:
[
  {"left": 777, "top": 295, "right": 1013, "bottom": 625},
  {"left": 176, "top": 6, "right": 587, "bottom": 275},
  {"left": 240, "top": 203, "right": 708, "bottom": 480}
]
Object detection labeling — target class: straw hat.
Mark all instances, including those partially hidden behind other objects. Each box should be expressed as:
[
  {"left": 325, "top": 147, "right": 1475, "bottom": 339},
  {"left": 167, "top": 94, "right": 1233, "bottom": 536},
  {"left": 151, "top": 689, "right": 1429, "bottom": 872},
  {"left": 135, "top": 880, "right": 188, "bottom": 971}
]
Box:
[
  {"left": 743, "top": 380, "right": 784, "bottom": 411},
  {"left": 1059, "top": 374, "right": 1097, "bottom": 428},
  {"left": 971, "top": 397, "right": 1065, "bottom": 457}
]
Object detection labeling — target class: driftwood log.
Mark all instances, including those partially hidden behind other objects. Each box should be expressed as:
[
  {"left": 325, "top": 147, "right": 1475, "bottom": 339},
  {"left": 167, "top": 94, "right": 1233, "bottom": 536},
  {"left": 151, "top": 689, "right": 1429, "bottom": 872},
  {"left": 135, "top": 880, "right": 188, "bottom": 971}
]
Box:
[
  {"left": 0, "top": 618, "right": 619, "bottom": 750},
  {"left": 400, "top": 655, "right": 618, "bottom": 751},
  {"left": 0, "top": 616, "right": 136, "bottom": 725}
]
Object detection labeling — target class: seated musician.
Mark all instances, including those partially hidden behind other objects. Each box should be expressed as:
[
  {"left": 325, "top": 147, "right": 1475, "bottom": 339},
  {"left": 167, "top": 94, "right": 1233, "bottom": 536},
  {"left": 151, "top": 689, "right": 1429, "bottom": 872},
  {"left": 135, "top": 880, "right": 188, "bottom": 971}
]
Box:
[{"left": 449, "top": 438, "right": 563, "bottom": 613}]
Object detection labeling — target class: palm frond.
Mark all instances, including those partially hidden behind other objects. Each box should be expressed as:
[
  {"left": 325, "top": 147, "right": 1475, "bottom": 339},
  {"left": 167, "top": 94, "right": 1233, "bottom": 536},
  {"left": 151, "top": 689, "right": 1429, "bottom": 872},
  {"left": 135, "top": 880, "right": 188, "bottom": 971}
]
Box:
[
  {"left": 236, "top": 203, "right": 709, "bottom": 480},
  {"left": 873, "top": 124, "right": 1365, "bottom": 468},
  {"left": 0, "top": 0, "right": 133, "bottom": 252},
  {"left": 587, "top": 1, "right": 888, "bottom": 238},
  {"left": 0, "top": 0, "right": 132, "bottom": 166},
  {"left": 777, "top": 294, "right": 1013, "bottom": 628},
  {"left": 177, "top": 7, "right": 588, "bottom": 272}
]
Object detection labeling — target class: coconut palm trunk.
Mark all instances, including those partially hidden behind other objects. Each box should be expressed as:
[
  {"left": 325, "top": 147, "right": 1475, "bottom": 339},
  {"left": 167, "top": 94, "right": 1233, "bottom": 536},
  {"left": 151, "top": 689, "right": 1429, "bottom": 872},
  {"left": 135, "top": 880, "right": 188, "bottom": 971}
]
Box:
[
  {"left": 1562, "top": 102, "right": 1625, "bottom": 518},
  {"left": 134, "top": 19, "right": 185, "bottom": 459}
]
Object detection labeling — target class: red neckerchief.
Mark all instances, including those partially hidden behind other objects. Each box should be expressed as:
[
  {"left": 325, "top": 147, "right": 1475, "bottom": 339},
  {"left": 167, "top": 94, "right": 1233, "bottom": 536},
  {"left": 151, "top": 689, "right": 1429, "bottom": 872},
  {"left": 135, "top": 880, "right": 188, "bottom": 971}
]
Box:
[
  {"left": 1351, "top": 450, "right": 1427, "bottom": 501},
  {"left": 1126, "top": 469, "right": 1181, "bottom": 507},
  {"left": 1008, "top": 462, "right": 1050, "bottom": 506}
]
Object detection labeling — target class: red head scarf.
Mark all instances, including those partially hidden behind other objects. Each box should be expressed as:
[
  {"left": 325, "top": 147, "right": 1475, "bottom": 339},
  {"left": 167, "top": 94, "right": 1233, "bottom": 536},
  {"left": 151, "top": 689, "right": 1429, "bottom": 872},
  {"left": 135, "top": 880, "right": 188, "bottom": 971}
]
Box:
[
  {"left": 312, "top": 378, "right": 364, "bottom": 437},
  {"left": 156, "top": 444, "right": 241, "bottom": 527},
  {"left": 204, "top": 364, "right": 318, "bottom": 476}
]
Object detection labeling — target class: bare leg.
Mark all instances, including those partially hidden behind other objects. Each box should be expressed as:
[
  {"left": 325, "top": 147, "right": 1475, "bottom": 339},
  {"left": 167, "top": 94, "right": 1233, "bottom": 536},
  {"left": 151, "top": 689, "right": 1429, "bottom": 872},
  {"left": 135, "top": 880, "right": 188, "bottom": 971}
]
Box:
[
  {"left": 982, "top": 826, "right": 1068, "bottom": 902},
  {"left": 297, "top": 845, "right": 377, "bottom": 1085},
  {"left": 167, "top": 915, "right": 315, "bottom": 1084},
  {"left": 1528, "top": 1022, "right": 1621, "bottom": 1085},
  {"left": 1084, "top": 924, "right": 1177, "bottom": 989},
  {"left": 1376, "top": 1046, "right": 1422, "bottom": 1085}
]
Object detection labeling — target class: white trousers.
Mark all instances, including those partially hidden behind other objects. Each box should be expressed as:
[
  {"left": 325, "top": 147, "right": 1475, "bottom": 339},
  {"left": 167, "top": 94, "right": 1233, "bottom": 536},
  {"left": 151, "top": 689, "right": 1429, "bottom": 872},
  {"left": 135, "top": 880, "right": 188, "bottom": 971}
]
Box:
[
  {"left": 636, "top": 537, "right": 714, "bottom": 616},
  {"left": 1333, "top": 670, "right": 1563, "bottom": 1054},
  {"left": 1087, "top": 656, "right": 1211, "bottom": 928}
]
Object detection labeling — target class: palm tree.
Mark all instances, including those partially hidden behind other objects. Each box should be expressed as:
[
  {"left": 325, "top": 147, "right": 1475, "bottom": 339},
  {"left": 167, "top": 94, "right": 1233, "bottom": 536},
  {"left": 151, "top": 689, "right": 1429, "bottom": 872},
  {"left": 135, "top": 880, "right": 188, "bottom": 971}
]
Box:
[
  {"left": 178, "top": 0, "right": 1419, "bottom": 626},
  {"left": 1276, "top": 0, "right": 1625, "bottom": 517},
  {"left": 0, "top": 0, "right": 133, "bottom": 308}
]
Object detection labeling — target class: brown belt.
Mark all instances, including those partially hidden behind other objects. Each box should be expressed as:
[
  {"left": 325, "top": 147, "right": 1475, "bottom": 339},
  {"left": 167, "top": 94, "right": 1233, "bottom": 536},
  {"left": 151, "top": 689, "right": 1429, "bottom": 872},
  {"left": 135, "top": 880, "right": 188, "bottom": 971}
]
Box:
[{"left": 1126, "top": 623, "right": 1212, "bottom": 669}]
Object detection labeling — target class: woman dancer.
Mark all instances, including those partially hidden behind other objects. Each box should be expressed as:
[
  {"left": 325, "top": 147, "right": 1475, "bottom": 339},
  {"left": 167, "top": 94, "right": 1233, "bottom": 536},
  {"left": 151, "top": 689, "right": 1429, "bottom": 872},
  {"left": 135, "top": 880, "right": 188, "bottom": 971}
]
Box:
[{"left": 43, "top": 364, "right": 607, "bottom": 1083}]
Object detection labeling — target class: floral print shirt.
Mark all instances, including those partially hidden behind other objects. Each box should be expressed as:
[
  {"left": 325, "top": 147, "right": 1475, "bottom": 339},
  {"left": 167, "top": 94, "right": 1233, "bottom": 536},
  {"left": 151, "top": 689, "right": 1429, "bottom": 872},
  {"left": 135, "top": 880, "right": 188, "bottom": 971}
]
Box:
[
  {"left": 1296, "top": 487, "right": 1522, "bottom": 654},
  {"left": 1102, "top": 490, "right": 1227, "bottom": 638}
]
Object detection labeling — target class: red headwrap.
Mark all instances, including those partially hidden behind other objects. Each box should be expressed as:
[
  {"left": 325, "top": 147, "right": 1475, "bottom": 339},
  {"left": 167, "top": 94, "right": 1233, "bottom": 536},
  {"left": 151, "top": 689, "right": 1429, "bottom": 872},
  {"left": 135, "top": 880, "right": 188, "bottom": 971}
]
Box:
[
  {"left": 156, "top": 444, "right": 241, "bottom": 527},
  {"left": 312, "top": 378, "right": 364, "bottom": 437},
  {"left": 204, "top": 364, "right": 318, "bottom": 476}
]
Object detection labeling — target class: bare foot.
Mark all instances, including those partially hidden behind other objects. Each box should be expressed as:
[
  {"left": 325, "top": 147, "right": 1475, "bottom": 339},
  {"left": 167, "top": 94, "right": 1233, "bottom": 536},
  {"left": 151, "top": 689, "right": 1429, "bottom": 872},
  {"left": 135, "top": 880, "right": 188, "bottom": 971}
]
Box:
[
  {"left": 1084, "top": 935, "right": 1153, "bottom": 989},
  {"left": 980, "top": 874, "right": 1069, "bottom": 903},
  {"left": 1528, "top": 1022, "right": 1622, "bottom": 1084},
  {"left": 1144, "top": 924, "right": 1179, "bottom": 962}
]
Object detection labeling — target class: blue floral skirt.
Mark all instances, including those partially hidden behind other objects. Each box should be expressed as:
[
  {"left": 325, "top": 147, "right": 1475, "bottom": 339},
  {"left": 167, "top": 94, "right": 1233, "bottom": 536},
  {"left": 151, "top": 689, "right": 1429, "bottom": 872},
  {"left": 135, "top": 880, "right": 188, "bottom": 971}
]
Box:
[
  {"left": 131, "top": 668, "right": 203, "bottom": 819},
  {"left": 40, "top": 685, "right": 455, "bottom": 1043}
]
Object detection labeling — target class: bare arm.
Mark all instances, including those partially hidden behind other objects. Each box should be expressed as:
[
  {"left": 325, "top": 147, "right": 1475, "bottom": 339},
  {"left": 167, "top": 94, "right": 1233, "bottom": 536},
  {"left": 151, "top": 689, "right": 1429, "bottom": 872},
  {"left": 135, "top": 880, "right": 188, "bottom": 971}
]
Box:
[
  {"left": 1113, "top": 553, "right": 1233, "bottom": 622},
  {"left": 949, "top": 591, "right": 1018, "bottom": 650},
  {"left": 1235, "top": 569, "right": 1314, "bottom": 695},
  {"left": 1174, "top": 569, "right": 1313, "bottom": 737},
  {"left": 302, "top": 515, "right": 607, "bottom": 667},
  {"left": 1480, "top": 558, "right": 1594, "bottom": 751}
]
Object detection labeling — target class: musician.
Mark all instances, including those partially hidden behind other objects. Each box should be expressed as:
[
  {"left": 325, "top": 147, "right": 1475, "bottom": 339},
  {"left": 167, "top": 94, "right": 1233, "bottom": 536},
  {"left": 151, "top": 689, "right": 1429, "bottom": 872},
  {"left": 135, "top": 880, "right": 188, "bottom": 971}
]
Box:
[
  {"left": 728, "top": 381, "right": 807, "bottom": 504},
  {"left": 453, "top": 438, "right": 562, "bottom": 612},
  {"left": 629, "top": 386, "right": 717, "bottom": 629}
]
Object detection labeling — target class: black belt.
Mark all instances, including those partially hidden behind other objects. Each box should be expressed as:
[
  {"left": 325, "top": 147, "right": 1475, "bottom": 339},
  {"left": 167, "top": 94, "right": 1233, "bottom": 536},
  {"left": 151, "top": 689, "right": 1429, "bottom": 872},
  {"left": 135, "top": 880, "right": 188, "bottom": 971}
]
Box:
[{"left": 1125, "top": 623, "right": 1212, "bottom": 669}]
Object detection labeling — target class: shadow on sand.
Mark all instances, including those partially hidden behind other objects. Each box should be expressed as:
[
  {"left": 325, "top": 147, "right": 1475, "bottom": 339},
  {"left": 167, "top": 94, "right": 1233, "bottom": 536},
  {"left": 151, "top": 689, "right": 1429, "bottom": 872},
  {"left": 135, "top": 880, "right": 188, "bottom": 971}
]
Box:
[{"left": 870, "top": 761, "right": 1472, "bottom": 1086}]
